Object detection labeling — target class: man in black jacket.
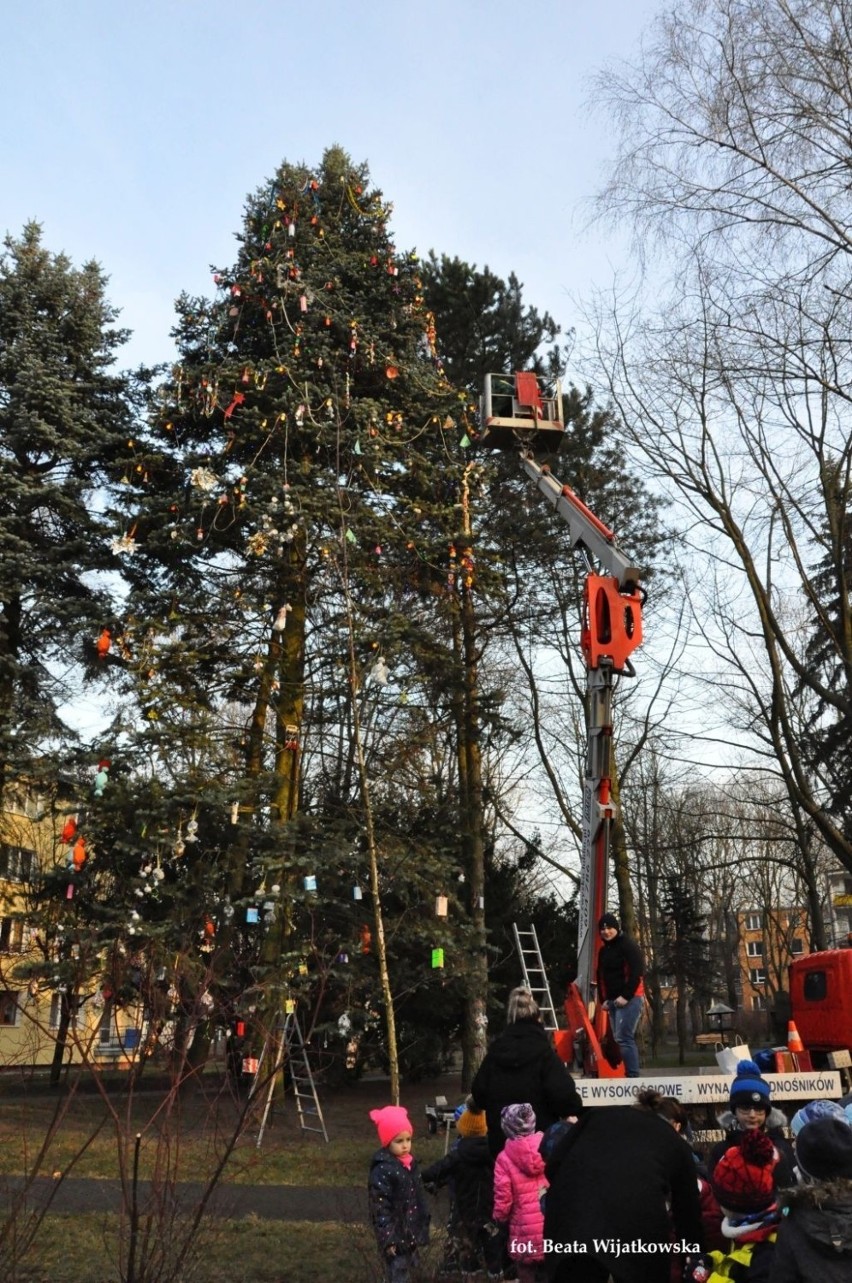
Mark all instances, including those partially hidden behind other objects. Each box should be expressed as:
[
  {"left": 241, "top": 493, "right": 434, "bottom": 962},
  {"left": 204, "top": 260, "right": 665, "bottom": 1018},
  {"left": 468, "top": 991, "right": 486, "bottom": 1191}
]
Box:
[
  {"left": 596, "top": 912, "right": 644, "bottom": 1078},
  {"left": 543, "top": 1105, "right": 704, "bottom": 1283}
]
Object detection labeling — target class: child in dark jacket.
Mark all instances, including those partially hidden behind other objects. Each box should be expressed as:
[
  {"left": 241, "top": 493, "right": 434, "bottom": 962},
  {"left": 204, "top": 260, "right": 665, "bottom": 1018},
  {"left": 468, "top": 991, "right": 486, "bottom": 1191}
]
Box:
[
  {"left": 368, "top": 1105, "right": 430, "bottom": 1282},
  {"left": 770, "top": 1116, "right": 852, "bottom": 1282},
  {"left": 422, "top": 1103, "right": 502, "bottom": 1277}
]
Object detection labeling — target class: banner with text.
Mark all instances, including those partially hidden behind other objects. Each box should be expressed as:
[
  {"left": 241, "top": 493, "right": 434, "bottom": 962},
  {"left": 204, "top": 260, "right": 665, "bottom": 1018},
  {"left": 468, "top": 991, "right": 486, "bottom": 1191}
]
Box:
[{"left": 575, "top": 1071, "right": 842, "bottom": 1106}]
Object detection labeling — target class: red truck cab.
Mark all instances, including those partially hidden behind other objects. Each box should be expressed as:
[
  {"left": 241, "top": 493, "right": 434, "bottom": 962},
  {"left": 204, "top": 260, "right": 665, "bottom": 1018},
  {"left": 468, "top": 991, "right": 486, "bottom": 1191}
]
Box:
[{"left": 790, "top": 948, "right": 852, "bottom": 1054}]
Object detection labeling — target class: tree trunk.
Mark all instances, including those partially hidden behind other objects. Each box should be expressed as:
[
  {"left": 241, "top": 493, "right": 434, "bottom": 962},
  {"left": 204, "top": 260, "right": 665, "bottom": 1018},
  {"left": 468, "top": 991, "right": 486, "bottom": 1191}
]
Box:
[{"left": 49, "top": 991, "right": 73, "bottom": 1086}]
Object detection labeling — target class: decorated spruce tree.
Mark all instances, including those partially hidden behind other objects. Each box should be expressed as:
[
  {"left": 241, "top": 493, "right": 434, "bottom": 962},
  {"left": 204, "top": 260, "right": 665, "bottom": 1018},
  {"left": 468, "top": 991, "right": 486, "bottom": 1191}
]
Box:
[{"left": 105, "top": 147, "right": 469, "bottom": 1078}]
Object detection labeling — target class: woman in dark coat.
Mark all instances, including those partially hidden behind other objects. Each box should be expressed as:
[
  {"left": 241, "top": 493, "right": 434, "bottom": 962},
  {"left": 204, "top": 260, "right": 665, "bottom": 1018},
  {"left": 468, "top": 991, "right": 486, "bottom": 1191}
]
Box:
[
  {"left": 471, "top": 986, "right": 583, "bottom": 1157},
  {"left": 543, "top": 1103, "right": 704, "bottom": 1283}
]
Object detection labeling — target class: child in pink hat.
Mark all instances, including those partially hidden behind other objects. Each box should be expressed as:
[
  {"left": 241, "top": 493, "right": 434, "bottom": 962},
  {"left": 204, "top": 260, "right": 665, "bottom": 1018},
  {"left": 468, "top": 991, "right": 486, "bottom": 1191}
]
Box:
[{"left": 368, "top": 1105, "right": 430, "bottom": 1281}]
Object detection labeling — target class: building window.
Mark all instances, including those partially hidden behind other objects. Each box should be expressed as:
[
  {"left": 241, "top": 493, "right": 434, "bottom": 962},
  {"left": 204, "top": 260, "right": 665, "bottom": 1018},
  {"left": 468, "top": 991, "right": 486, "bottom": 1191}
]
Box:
[
  {"left": 0, "top": 991, "right": 20, "bottom": 1026},
  {"left": 752, "top": 994, "right": 766, "bottom": 1010},
  {"left": 0, "top": 917, "right": 24, "bottom": 952},
  {"left": 0, "top": 845, "right": 34, "bottom": 883},
  {"left": 791, "top": 937, "right": 804, "bottom": 955},
  {"left": 749, "top": 968, "right": 766, "bottom": 986},
  {"left": 746, "top": 913, "right": 762, "bottom": 931},
  {"left": 747, "top": 940, "right": 763, "bottom": 957},
  {"left": 99, "top": 998, "right": 114, "bottom": 1045}
]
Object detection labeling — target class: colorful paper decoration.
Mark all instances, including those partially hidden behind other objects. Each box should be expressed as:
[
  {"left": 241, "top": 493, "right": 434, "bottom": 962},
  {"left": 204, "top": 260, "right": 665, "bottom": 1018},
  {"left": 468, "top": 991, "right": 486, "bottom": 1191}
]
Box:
[
  {"left": 352, "top": 885, "right": 362, "bottom": 901},
  {"left": 61, "top": 816, "right": 77, "bottom": 844},
  {"left": 230, "top": 801, "right": 239, "bottom": 824},
  {"left": 93, "top": 763, "right": 109, "bottom": 797},
  {"left": 242, "top": 1057, "right": 259, "bottom": 1075},
  {"left": 246, "top": 907, "right": 259, "bottom": 924},
  {"left": 285, "top": 999, "right": 296, "bottom": 1014},
  {"left": 303, "top": 875, "right": 317, "bottom": 892},
  {"left": 435, "top": 895, "right": 448, "bottom": 917},
  {"left": 96, "top": 628, "right": 111, "bottom": 658},
  {"left": 336, "top": 951, "right": 349, "bottom": 964},
  {"left": 431, "top": 948, "right": 444, "bottom": 969}
]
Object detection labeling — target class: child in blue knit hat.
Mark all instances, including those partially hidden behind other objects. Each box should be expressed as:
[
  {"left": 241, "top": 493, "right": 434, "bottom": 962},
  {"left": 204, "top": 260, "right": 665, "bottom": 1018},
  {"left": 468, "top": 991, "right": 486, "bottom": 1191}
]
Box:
[{"left": 706, "top": 1059, "right": 796, "bottom": 1188}]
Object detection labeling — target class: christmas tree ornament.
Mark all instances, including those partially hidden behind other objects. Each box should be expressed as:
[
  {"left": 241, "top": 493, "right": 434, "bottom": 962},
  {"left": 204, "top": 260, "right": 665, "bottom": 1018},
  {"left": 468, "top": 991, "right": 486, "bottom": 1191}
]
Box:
[
  {"left": 435, "top": 895, "right": 448, "bottom": 917},
  {"left": 459, "top": 434, "right": 471, "bottom": 449},
  {"left": 272, "top": 604, "right": 292, "bottom": 632},
  {"left": 111, "top": 531, "right": 138, "bottom": 555},
  {"left": 360, "top": 924, "right": 372, "bottom": 954},
  {"left": 190, "top": 466, "right": 218, "bottom": 492},
  {"left": 230, "top": 801, "right": 239, "bottom": 824},
  {"left": 353, "top": 439, "right": 362, "bottom": 455},
  {"left": 371, "top": 656, "right": 390, "bottom": 686},
  {"left": 352, "top": 885, "right": 362, "bottom": 901},
  {"left": 96, "top": 628, "right": 111, "bottom": 658},
  {"left": 93, "top": 761, "right": 110, "bottom": 797},
  {"left": 72, "top": 836, "right": 87, "bottom": 869},
  {"left": 431, "top": 948, "right": 444, "bottom": 969},
  {"left": 303, "top": 875, "right": 317, "bottom": 893},
  {"left": 336, "top": 952, "right": 349, "bottom": 964},
  {"left": 246, "top": 906, "right": 259, "bottom": 924},
  {"left": 61, "top": 816, "right": 77, "bottom": 844},
  {"left": 185, "top": 816, "right": 199, "bottom": 843}
]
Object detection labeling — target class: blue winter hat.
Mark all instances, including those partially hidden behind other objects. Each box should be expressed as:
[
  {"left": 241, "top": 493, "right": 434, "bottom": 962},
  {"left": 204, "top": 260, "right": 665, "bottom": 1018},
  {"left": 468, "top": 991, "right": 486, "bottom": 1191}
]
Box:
[
  {"left": 729, "top": 1059, "right": 771, "bottom": 1110},
  {"left": 791, "top": 1099, "right": 847, "bottom": 1137}
]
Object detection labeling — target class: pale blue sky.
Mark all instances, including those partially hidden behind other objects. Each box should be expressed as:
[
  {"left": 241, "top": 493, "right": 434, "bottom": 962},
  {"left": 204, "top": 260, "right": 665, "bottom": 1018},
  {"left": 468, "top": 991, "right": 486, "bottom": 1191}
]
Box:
[{"left": 2, "top": 0, "right": 660, "bottom": 369}]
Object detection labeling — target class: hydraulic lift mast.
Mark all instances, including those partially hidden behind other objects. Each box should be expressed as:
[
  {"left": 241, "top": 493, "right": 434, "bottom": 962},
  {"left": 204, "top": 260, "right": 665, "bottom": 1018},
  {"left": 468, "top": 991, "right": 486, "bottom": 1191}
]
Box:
[{"left": 480, "top": 373, "right": 644, "bottom": 1077}]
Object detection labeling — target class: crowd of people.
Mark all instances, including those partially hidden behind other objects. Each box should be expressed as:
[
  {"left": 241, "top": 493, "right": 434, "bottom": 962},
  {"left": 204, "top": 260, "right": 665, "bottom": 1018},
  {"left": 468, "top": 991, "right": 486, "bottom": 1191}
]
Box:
[{"left": 366, "top": 977, "right": 852, "bottom": 1282}]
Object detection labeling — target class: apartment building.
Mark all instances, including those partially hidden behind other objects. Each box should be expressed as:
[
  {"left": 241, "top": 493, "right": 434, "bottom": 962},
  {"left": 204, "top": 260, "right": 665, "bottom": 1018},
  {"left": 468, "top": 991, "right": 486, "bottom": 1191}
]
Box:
[{"left": 0, "top": 778, "right": 140, "bottom": 1070}]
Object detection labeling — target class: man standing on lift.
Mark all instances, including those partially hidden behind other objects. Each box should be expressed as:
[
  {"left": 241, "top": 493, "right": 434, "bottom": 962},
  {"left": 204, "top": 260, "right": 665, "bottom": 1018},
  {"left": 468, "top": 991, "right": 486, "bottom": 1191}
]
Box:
[{"left": 596, "top": 913, "right": 645, "bottom": 1077}]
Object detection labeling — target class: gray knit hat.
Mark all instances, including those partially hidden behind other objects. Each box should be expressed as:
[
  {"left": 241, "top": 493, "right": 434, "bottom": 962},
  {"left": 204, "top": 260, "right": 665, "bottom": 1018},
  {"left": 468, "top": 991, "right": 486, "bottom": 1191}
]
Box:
[{"left": 500, "top": 1102, "right": 536, "bottom": 1137}]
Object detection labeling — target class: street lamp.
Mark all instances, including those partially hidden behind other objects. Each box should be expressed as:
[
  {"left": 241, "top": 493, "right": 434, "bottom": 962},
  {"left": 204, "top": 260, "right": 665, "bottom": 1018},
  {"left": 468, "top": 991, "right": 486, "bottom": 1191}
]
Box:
[{"left": 707, "top": 1001, "right": 735, "bottom": 1044}]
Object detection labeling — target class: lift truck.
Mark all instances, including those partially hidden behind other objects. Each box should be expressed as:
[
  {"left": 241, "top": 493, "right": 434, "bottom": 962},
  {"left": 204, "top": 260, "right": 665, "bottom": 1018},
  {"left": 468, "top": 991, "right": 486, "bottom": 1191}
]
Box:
[
  {"left": 478, "top": 371, "right": 848, "bottom": 1102},
  {"left": 480, "top": 371, "right": 642, "bottom": 1080}
]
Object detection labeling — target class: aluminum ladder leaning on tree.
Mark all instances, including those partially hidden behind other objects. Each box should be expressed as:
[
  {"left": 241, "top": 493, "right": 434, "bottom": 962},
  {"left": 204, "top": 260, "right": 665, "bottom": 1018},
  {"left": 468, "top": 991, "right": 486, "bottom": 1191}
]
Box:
[
  {"left": 512, "top": 923, "right": 560, "bottom": 1035},
  {"left": 254, "top": 1001, "right": 329, "bottom": 1146}
]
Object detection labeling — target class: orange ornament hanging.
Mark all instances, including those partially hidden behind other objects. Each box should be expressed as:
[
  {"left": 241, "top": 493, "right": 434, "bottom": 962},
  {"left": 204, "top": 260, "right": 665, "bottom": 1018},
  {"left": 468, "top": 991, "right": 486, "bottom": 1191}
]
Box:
[
  {"left": 61, "top": 816, "right": 77, "bottom": 844},
  {"left": 72, "top": 836, "right": 87, "bottom": 870},
  {"left": 96, "top": 628, "right": 111, "bottom": 658},
  {"left": 360, "top": 924, "right": 372, "bottom": 955}
]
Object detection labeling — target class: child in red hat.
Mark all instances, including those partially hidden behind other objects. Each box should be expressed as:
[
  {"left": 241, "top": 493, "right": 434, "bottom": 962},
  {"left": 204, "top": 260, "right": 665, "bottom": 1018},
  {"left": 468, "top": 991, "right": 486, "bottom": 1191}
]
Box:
[
  {"left": 684, "top": 1129, "right": 779, "bottom": 1282},
  {"left": 368, "top": 1105, "right": 430, "bottom": 1281}
]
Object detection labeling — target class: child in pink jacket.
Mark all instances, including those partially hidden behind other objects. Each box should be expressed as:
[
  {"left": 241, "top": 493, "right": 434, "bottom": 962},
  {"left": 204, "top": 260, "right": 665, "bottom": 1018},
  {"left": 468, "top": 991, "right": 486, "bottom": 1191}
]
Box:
[{"left": 492, "top": 1102, "right": 548, "bottom": 1283}]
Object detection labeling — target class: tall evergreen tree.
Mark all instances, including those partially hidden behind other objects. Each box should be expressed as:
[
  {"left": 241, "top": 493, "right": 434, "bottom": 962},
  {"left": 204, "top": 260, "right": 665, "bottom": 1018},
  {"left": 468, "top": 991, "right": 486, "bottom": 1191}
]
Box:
[
  {"left": 0, "top": 223, "right": 134, "bottom": 787},
  {"left": 105, "top": 148, "right": 467, "bottom": 1070}
]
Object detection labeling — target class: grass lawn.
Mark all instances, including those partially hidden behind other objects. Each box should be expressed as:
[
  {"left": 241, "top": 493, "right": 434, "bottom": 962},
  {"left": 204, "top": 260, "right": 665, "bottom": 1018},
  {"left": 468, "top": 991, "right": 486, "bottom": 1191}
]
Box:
[
  {"left": 6, "top": 1213, "right": 452, "bottom": 1282},
  {"left": 0, "top": 1070, "right": 461, "bottom": 1281}
]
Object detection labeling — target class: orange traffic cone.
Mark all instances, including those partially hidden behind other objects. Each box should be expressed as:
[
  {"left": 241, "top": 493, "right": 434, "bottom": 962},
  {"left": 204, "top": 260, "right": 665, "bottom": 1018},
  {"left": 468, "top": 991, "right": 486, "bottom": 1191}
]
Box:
[{"left": 787, "top": 1020, "right": 805, "bottom": 1054}]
